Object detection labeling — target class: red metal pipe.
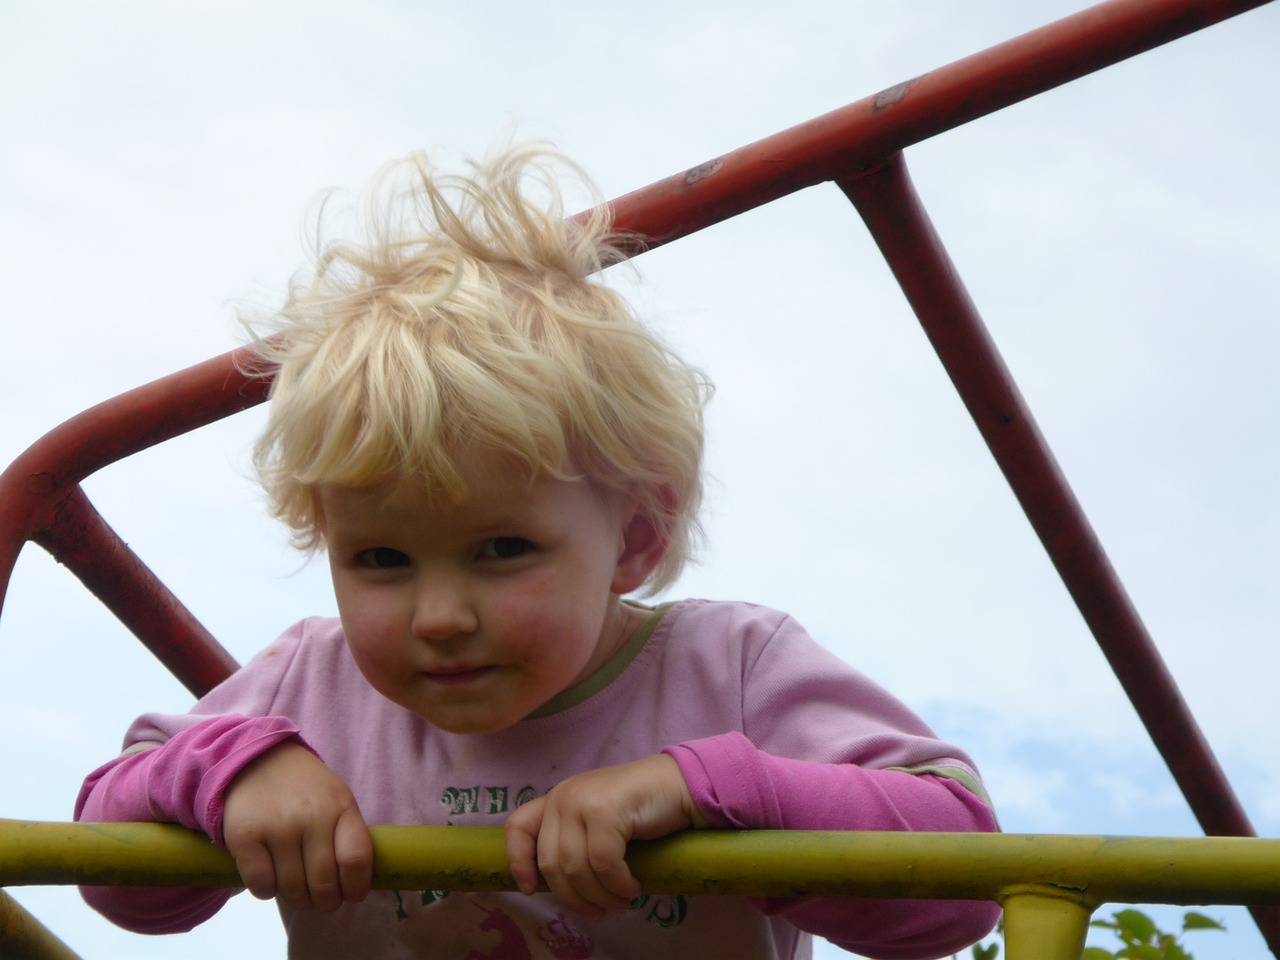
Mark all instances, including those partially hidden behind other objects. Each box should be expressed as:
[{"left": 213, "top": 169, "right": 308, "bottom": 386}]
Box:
[
  {"left": 837, "top": 152, "right": 1280, "bottom": 953},
  {"left": 3, "top": 347, "right": 267, "bottom": 495},
  {"left": 0, "top": 348, "right": 265, "bottom": 689},
  {"left": 0, "top": 348, "right": 268, "bottom": 619},
  {"left": 603, "top": 0, "right": 1272, "bottom": 249},
  {"left": 30, "top": 486, "right": 239, "bottom": 697}
]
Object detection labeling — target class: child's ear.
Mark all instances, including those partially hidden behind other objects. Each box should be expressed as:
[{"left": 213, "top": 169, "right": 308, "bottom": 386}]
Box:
[{"left": 611, "top": 496, "right": 669, "bottom": 595}]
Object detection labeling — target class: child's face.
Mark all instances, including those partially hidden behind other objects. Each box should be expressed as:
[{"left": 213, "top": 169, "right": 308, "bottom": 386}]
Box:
[{"left": 318, "top": 452, "right": 651, "bottom": 734}]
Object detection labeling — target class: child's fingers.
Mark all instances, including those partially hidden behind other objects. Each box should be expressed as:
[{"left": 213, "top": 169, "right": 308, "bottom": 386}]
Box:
[
  {"left": 295, "top": 805, "right": 371, "bottom": 911},
  {"left": 272, "top": 836, "right": 318, "bottom": 910},
  {"left": 582, "top": 818, "right": 642, "bottom": 904},
  {"left": 533, "top": 809, "right": 603, "bottom": 918},
  {"left": 231, "top": 838, "right": 279, "bottom": 902},
  {"left": 504, "top": 796, "right": 545, "bottom": 896},
  {"left": 222, "top": 742, "right": 371, "bottom": 912},
  {"left": 505, "top": 756, "right": 696, "bottom": 916},
  {"left": 537, "top": 811, "right": 633, "bottom": 919},
  {"left": 300, "top": 822, "right": 344, "bottom": 912},
  {"left": 334, "top": 806, "right": 374, "bottom": 904}
]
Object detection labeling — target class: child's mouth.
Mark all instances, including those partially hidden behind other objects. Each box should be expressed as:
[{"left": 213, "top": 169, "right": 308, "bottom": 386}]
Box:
[{"left": 424, "top": 666, "right": 495, "bottom": 686}]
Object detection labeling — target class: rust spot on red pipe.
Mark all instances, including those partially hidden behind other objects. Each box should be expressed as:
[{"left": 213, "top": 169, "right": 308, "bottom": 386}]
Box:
[
  {"left": 873, "top": 78, "right": 919, "bottom": 109},
  {"left": 682, "top": 158, "right": 723, "bottom": 186}
]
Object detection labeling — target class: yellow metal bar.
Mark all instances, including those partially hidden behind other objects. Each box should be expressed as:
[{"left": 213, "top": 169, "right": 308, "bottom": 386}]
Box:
[
  {"left": 1000, "top": 886, "right": 1093, "bottom": 960},
  {"left": 0, "top": 819, "right": 241, "bottom": 890},
  {"left": 7, "top": 819, "right": 1280, "bottom": 910},
  {"left": 0, "top": 889, "right": 84, "bottom": 960}
]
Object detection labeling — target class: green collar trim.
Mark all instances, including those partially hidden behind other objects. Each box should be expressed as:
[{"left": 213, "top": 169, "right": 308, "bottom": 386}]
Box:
[{"left": 525, "top": 601, "right": 673, "bottom": 720}]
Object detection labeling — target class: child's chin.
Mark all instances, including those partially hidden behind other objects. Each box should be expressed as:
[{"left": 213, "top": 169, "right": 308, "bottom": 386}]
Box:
[{"left": 417, "top": 707, "right": 524, "bottom": 736}]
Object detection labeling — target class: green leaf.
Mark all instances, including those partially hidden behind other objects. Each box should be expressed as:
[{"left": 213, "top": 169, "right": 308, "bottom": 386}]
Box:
[
  {"left": 971, "top": 943, "right": 999, "bottom": 960},
  {"left": 1113, "top": 909, "right": 1160, "bottom": 944},
  {"left": 1182, "top": 911, "right": 1226, "bottom": 932},
  {"left": 1083, "top": 948, "right": 1116, "bottom": 960}
]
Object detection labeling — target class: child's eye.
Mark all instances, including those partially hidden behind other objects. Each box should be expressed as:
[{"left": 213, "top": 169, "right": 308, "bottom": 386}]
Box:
[
  {"left": 479, "top": 537, "right": 534, "bottom": 560},
  {"left": 356, "top": 547, "right": 410, "bottom": 569}
]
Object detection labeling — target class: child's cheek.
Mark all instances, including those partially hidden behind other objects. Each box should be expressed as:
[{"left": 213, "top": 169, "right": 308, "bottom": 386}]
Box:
[
  {"left": 490, "top": 568, "right": 560, "bottom": 629},
  {"left": 491, "top": 568, "right": 593, "bottom": 653},
  {"left": 339, "top": 588, "right": 407, "bottom": 668}
]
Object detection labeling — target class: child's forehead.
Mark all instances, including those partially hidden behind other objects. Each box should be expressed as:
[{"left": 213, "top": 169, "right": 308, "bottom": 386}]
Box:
[
  {"left": 338, "top": 462, "right": 534, "bottom": 512},
  {"left": 317, "top": 460, "right": 626, "bottom": 546},
  {"left": 323, "top": 450, "right": 601, "bottom": 518},
  {"left": 423, "top": 447, "right": 568, "bottom": 503}
]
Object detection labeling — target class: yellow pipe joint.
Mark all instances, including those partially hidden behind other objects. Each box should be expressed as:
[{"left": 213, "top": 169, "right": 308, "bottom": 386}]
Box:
[{"left": 1000, "top": 884, "right": 1095, "bottom": 960}]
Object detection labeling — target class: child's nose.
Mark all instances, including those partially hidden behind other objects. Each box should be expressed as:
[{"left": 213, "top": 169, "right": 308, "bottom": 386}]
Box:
[{"left": 411, "top": 578, "right": 479, "bottom": 641}]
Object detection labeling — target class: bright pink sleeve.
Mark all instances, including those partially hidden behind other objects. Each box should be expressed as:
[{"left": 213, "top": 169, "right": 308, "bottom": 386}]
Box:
[
  {"left": 664, "top": 732, "right": 1000, "bottom": 960},
  {"left": 74, "top": 714, "right": 308, "bottom": 934}
]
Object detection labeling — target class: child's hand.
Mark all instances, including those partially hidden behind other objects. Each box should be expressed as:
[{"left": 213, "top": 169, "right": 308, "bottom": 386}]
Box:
[
  {"left": 503, "top": 754, "right": 704, "bottom": 919},
  {"left": 222, "top": 742, "right": 372, "bottom": 912}
]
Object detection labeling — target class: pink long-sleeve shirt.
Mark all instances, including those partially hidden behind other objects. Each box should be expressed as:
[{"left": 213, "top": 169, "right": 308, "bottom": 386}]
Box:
[{"left": 77, "top": 599, "right": 999, "bottom": 959}]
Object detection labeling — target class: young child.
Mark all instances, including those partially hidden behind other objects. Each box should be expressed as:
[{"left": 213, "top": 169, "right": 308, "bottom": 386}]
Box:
[{"left": 76, "top": 144, "right": 1000, "bottom": 959}]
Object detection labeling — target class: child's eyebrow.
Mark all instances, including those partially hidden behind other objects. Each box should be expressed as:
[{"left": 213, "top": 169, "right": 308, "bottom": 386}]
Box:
[
  {"left": 321, "top": 522, "right": 386, "bottom": 545},
  {"left": 450, "top": 508, "right": 535, "bottom": 535}
]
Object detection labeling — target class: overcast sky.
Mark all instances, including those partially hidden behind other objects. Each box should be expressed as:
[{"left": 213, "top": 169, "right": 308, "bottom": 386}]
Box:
[{"left": 2, "top": 2, "right": 1278, "bottom": 958}]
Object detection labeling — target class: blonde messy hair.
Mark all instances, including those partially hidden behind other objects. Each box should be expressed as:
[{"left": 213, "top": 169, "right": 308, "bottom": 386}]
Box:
[{"left": 247, "top": 144, "right": 710, "bottom": 593}]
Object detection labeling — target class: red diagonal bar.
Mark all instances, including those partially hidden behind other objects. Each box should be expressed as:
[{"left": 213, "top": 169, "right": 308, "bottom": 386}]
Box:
[
  {"left": 30, "top": 486, "right": 239, "bottom": 697},
  {"left": 838, "top": 152, "right": 1280, "bottom": 954}
]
